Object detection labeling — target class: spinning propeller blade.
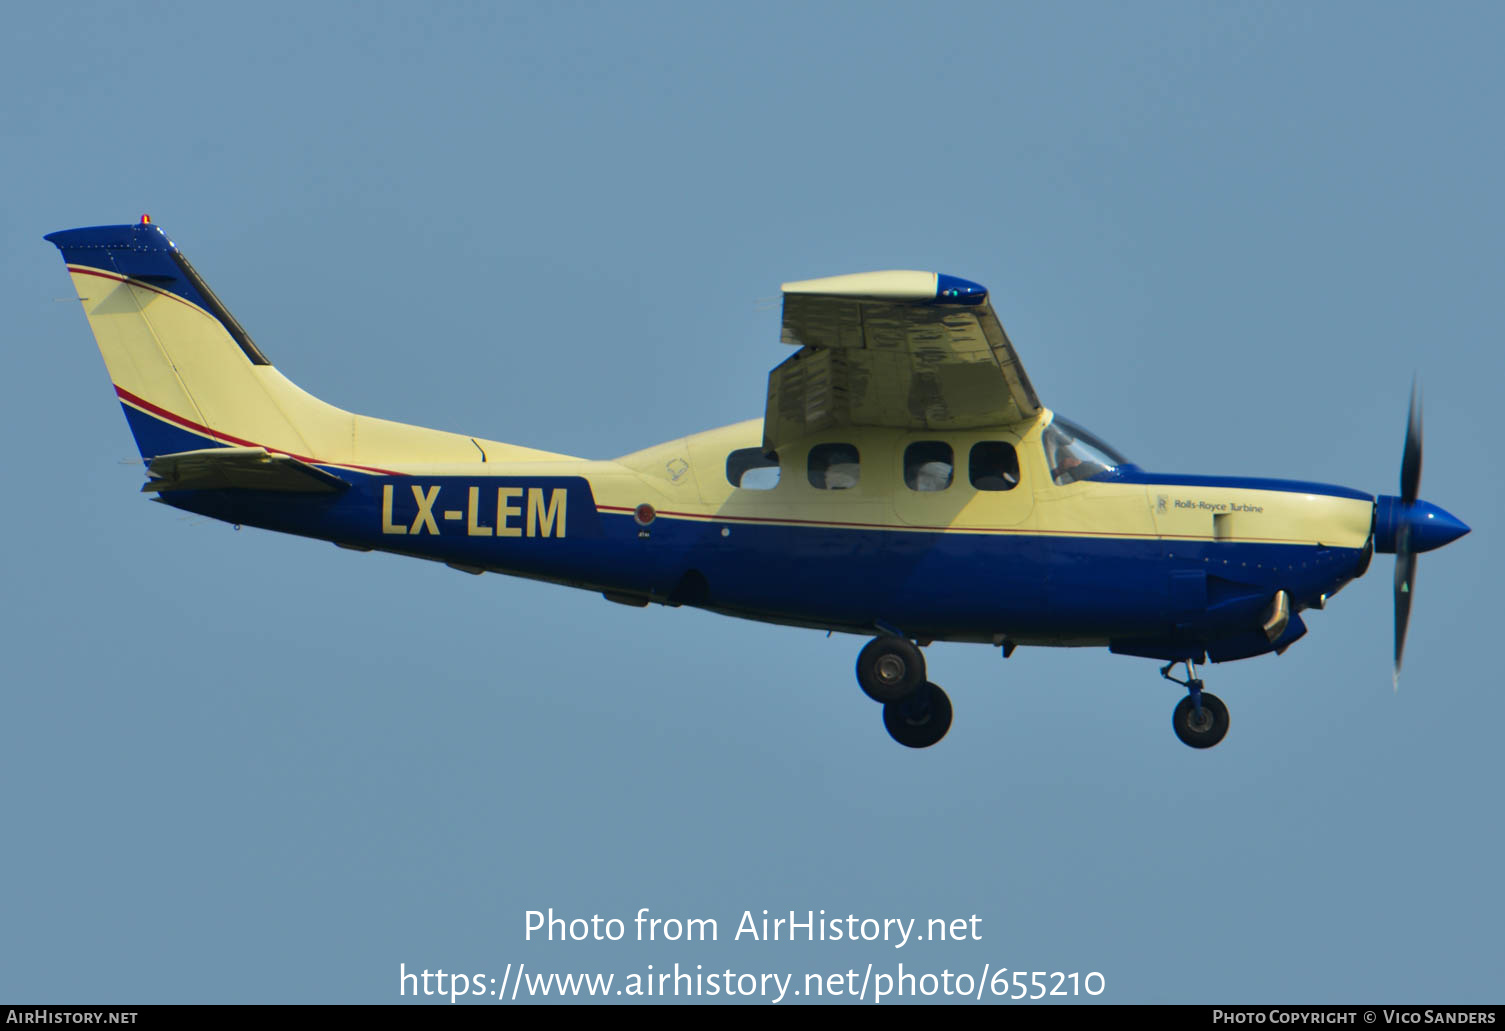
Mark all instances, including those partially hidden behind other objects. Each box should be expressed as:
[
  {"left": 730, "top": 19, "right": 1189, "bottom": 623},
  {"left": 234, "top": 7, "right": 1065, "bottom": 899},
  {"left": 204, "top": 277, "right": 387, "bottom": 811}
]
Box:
[
  {"left": 1401, "top": 381, "right": 1422, "bottom": 506},
  {"left": 1393, "top": 537, "right": 1415, "bottom": 690},
  {"left": 1394, "top": 383, "right": 1421, "bottom": 689},
  {"left": 1371, "top": 382, "right": 1467, "bottom": 689}
]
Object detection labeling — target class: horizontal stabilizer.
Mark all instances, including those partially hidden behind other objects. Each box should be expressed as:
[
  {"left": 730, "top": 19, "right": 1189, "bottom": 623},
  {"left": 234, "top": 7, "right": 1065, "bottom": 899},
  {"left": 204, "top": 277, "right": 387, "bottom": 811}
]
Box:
[{"left": 142, "top": 447, "right": 349, "bottom": 494}]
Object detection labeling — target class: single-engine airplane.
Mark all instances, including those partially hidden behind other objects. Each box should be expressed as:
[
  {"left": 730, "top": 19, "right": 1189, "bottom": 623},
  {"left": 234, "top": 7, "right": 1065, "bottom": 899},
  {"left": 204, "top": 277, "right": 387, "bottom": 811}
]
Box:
[{"left": 47, "top": 218, "right": 1471, "bottom": 749}]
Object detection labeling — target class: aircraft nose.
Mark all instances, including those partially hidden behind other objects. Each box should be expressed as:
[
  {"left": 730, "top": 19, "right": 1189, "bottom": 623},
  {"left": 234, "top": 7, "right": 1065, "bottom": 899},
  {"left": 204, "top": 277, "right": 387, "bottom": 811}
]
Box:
[
  {"left": 1407, "top": 500, "right": 1470, "bottom": 553},
  {"left": 1372, "top": 496, "right": 1471, "bottom": 554}
]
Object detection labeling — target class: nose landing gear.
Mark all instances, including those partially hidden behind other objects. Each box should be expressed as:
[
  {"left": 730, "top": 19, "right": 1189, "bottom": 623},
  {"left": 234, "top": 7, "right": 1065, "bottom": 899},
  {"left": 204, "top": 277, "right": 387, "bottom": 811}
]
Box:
[
  {"left": 857, "top": 635, "right": 952, "bottom": 748},
  {"left": 1161, "top": 659, "right": 1229, "bottom": 749}
]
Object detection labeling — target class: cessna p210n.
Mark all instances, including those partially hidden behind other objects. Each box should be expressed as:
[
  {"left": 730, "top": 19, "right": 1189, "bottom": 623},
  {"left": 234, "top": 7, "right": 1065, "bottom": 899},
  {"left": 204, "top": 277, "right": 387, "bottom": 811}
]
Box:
[{"left": 47, "top": 218, "right": 1471, "bottom": 750}]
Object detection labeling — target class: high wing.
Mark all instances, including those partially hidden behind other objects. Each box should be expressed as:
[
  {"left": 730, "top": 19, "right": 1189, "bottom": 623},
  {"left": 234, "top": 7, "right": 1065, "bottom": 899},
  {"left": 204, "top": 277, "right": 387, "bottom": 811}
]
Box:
[
  {"left": 142, "top": 447, "right": 349, "bottom": 494},
  {"left": 763, "top": 271, "right": 1041, "bottom": 453}
]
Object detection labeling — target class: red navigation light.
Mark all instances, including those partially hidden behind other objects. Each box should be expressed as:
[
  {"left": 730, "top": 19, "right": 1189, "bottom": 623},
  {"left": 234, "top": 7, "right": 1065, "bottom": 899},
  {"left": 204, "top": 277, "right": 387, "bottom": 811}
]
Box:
[
  {"left": 140, "top": 214, "right": 151, "bottom": 224},
  {"left": 634, "top": 503, "right": 656, "bottom": 526}
]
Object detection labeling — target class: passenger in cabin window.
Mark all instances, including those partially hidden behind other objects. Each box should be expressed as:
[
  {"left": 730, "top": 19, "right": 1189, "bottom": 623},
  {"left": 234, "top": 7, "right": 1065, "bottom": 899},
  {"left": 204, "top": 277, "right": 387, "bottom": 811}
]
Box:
[
  {"left": 969, "top": 441, "right": 1019, "bottom": 491},
  {"left": 824, "top": 458, "right": 860, "bottom": 489},
  {"left": 904, "top": 442, "right": 954, "bottom": 492},
  {"left": 809, "top": 443, "right": 860, "bottom": 490},
  {"left": 911, "top": 461, "right": 952, "bottom": 491}
]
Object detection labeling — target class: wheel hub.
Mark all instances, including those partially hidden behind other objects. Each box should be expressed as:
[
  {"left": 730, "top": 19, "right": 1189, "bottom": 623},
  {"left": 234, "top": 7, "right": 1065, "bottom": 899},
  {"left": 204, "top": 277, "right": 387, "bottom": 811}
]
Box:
[
  {"left": 1186, "top": 707, "right": 1215, "bottom": 734},
  {"left": 875, "top": 654, "right": 906, "bottom": 684}
]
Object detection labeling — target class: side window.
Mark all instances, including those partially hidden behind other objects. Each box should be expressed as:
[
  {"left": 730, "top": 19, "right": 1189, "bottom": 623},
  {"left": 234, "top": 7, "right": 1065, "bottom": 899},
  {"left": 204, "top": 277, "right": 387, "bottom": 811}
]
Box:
[
  {"left": 726, "top": 447, "right": 780, "bottom": 490},
  {"left": 807, "top": 443, "right": 860, "bottom": 490},
  {"left": 970, "top": 441, "right": 1020, "bottom": 491},
  {"left": 904, "top": 441, "right": 953, "bottom": 491}
]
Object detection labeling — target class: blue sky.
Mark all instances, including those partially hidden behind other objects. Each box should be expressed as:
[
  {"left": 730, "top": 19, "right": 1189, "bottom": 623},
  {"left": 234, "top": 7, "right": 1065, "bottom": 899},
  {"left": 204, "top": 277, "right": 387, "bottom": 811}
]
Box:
[{"left": 3, "top": 1, "right": 1501, "bottom": 1004}]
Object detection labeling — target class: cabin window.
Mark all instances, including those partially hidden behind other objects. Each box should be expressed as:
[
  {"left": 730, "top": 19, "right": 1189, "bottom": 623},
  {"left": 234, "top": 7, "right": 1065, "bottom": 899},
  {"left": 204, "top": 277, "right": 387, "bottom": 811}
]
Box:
[
  {"left": 726, "top": 448, "right": 781, "bottom": 490},
  {"left": 904, "top": 441, "right": 953, "bottom": 491},
  {"left": 807, "top": 443, "right": 860, "bottom": 490},
  {"left": 969, "top": 441, "right": 1020, "bottom": 491}
]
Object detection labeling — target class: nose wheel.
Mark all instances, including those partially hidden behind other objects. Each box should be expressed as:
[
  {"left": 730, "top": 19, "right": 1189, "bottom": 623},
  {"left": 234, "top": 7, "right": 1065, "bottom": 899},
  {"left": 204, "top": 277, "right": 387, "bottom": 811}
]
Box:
[{"left": 1161, "top": 660, "right": 1229, "bottom": 749}]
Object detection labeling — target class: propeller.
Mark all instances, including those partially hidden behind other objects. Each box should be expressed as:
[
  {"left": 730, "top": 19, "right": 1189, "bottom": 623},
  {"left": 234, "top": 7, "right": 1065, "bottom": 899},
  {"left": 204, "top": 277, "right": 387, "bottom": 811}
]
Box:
[
  {"left": 1369, "top": 382, "right": 1467, "bottom": 688},
  {"left": 1393, "top": 382, "right": 1421, "bottom": 688}
]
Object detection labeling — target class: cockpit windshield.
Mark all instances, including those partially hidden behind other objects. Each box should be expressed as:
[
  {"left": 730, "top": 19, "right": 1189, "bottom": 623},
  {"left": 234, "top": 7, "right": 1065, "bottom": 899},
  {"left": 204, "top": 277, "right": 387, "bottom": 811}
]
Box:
[{"left": 1042, "top": 415, "right": 1130, "bottom": 485}]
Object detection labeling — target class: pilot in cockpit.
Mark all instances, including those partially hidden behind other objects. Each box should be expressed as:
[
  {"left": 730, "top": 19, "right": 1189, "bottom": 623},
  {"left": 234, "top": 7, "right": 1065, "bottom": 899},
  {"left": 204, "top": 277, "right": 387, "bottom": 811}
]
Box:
[{"left": 1043, "top": 421, "right": 1110, "bottom": 486}]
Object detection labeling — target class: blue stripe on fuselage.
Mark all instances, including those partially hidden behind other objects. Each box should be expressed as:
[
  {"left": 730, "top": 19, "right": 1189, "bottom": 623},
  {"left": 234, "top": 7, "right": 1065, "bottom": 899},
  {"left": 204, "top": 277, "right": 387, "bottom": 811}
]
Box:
[{"left": 153, "top": 473, "right": 1367, "bottom": 651}]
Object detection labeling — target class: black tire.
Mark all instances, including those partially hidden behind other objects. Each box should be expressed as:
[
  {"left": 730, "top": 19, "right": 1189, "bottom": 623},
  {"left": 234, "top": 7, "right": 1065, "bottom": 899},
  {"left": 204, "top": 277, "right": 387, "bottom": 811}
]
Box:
[
  {"left": 883, "top": 682, "right": 953, "bottom": 749},
  {"left": 1172, "top": 691, "right": 1230, "bottom": 749},
  {"left": 856, "top": 636, "right": 926, "bottom": 705}
]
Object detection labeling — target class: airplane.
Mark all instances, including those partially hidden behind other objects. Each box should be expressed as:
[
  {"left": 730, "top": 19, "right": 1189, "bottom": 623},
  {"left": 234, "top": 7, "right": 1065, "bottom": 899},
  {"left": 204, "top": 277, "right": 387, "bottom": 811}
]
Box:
[{"left": 45, "top": 217, "right": 1471, "bottom": 750}]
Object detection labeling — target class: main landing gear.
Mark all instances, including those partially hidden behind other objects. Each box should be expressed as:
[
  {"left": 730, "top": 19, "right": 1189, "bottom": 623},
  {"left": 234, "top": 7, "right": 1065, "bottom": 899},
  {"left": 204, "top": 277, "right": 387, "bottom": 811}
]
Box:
[
  {"left": 1161, "top": 659, "right": 1229, "bottom": 749},
  {"left": 856, "top": 636, "right": 952, "bottom": 748},
  {"left": 852, "top": 637, "right": 1229, "bottom": 751}
]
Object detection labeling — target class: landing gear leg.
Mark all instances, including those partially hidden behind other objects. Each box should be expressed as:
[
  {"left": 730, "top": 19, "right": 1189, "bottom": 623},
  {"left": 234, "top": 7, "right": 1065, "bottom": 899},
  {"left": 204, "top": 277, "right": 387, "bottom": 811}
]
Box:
[{"left": 1161, "top": 659, "right": 1230, "bottom": 749}]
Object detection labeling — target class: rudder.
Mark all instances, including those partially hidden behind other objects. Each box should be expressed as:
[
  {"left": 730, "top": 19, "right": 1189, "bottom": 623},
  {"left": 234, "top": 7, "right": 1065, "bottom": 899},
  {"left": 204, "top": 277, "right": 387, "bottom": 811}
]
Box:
[{"left": 46, "top": 218, "right": 313, "bottom": 462}]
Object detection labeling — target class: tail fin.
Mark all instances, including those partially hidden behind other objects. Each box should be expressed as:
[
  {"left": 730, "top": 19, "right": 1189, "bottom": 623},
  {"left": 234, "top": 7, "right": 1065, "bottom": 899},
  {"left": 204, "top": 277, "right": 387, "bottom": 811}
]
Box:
[{"left": 46, "top": 220, "right": 572, "bottom": 471}]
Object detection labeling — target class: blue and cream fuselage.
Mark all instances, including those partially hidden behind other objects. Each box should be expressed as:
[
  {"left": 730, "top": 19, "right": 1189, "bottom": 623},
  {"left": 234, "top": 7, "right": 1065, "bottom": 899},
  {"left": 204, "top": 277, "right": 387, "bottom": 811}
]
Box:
[
  {"left": 134, "top": 402, "right": 1377, "bottom": 664},
  {"left": 50, "top": 219, "right": 1447, "bottom": 669}
]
